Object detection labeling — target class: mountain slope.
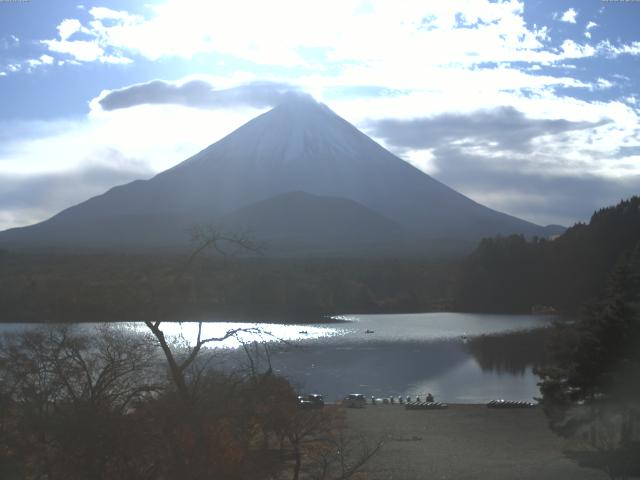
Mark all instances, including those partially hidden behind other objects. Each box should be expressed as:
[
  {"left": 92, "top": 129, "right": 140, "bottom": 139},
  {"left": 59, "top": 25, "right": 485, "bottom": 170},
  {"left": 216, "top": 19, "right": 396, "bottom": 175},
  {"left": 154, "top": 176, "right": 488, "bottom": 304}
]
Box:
[
  {"left": 0, "top": 97, "right": 560, "bottom": 254},
  {"left": 218, "top": 191, "right": 405, "bottom": 255}
]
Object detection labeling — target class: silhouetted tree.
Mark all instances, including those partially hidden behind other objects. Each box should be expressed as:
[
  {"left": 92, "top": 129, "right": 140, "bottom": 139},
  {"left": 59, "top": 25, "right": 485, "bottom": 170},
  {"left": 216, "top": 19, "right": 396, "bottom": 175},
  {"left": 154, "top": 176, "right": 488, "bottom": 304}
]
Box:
[
  {"left": 455, "top": 196, "right": 640, "bottom": 314},
  {"left": 0, "top": 325, "right": 160, "bottom": 479},
  {"left": 537, "top": 245, "right": 640, "bottom": 479}
]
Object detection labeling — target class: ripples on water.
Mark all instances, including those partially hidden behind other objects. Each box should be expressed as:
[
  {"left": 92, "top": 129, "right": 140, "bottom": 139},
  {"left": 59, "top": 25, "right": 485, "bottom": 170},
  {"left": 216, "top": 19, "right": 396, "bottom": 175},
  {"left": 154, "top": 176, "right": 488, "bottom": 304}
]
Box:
[
  {"left": 0, "top": 313, "right": 554, "bottom": 403},
  {"left": 144, "top": 313, "right": 553, "bottom": 403}
]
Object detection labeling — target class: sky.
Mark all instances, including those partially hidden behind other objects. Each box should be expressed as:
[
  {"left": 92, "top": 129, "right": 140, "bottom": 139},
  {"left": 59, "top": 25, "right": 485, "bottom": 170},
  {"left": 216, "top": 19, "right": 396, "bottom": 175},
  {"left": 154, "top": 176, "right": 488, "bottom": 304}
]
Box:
[{"left": 0, "top": 0, "right": 639, "bottom": 230}]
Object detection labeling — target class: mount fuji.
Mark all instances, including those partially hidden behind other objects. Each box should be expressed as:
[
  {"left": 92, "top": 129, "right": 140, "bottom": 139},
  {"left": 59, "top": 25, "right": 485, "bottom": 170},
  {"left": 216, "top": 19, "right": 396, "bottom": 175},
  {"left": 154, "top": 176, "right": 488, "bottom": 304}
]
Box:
[{"left": 0, "top": 97, "right": 563, "bottom": 255}]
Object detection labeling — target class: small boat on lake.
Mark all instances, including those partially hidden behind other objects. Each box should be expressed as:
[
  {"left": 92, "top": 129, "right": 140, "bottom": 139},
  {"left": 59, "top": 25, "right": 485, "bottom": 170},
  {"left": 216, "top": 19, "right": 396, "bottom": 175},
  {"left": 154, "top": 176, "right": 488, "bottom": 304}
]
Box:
[{"left": 365, "top": 329, "right": 375, "bottom": 334}]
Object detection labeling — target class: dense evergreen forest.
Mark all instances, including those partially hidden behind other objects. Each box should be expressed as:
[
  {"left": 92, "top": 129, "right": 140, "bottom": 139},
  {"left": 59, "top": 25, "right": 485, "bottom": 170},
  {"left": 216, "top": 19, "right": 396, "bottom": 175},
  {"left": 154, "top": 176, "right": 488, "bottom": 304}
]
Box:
[
  {"left": 454, "top": 196, "right": 640, "bottom": 314},
  {"left": 2, "top": 196, "right": 639, "bottom": 322},
  {"left": 0, "top": 253, "right": 455, "bottom": 322}
]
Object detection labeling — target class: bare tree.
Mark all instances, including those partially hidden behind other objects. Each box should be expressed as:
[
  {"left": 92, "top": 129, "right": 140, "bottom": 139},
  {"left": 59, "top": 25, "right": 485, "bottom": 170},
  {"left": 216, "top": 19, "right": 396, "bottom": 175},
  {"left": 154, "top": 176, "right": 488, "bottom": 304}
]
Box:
[
  {"left": 0, "top": 324, "right": 160, "bottom": 479},
  {"left": 276, "top": 407, "right": 384, "bottom": 480},
  {"left": 144, "top": 225, "right": 263, "bottom": 403}
]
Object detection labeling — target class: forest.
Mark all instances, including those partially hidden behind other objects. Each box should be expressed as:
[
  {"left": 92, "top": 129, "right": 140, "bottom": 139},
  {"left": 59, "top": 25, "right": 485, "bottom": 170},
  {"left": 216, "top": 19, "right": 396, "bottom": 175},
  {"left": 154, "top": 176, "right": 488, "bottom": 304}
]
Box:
[
  {"left": 1, "top": 197, "right": 639, "bottom": 322},
  {"left": 454, "top": 196, "right": 640, "bottom": 314},
  {"left": 0, "top": 253, "right": 455, "bottom": 323}
]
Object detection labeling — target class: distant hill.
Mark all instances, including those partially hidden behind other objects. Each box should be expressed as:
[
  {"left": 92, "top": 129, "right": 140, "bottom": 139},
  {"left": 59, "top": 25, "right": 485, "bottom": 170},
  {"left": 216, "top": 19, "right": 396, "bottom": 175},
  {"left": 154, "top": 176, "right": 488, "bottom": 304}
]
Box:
[
  {"left": 454, "top": 196, "right": 640, "bottom": 313},
  {"left": 217, "top": 191, "right": 406, "bottom": 256},
  {"left": 0, "top": 97, "right": 562, "bottom": 255}
]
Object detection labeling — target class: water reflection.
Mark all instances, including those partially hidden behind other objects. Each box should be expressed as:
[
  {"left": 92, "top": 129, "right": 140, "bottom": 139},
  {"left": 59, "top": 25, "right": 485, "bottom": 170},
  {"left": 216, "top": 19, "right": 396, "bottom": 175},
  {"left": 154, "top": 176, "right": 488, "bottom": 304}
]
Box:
[
  {"left": 0, "top": 313, "right": 554, "bottom": 403},
  {"left": 464, "top": 328, "right": 551, "bottom": 375},
  {"left": 268, "top": 339, "right": 468, "bottom": 400},
  {"left": 127, "top": 321, "right": 342, "bottom": 349}
]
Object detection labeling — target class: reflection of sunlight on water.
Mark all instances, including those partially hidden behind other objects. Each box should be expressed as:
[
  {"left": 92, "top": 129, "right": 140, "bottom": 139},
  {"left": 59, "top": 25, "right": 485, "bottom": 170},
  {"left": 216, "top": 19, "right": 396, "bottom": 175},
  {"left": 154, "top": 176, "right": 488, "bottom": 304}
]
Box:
[
  {"left": 129, "top": 322, "right": 341, "bottom": 349},
  {"left": 330, "top": 315, "right": 359, "bottom": 322},
  {"left": 0, "top": 314, "right": 551, "bottom": 403}
]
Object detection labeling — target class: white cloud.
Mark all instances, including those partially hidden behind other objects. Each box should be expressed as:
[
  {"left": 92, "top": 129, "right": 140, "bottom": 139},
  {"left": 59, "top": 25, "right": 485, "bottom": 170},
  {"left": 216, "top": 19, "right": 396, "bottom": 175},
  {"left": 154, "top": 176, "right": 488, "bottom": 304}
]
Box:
[
  {"left": 560, "top": 39, "right": 595, "bottom": 59},
  {"left": 42, "top": 37, "right": 133, "bottom": 64},
  {"left": 33, "top": 1, "right": 640, "bottom": 81},
  {"left": 560, "top": 8, "right": 577, "bottom": 23},
  {"left": 88, "top": 6, "right": 134, "bottom": 21},
  {"left": 0, "top": 101, "right": 265, "bottom": 177},
  {"left": 601, "top": 40, "right": 640, "bottom": 56},
  {"left": 57, "top": 18, "right": 83, "bottom": 41},
  {"left": 594, "top": 78, "right": 614, "bottom": 90},
  {"left": 43, "top": 38, "right": 105, "bottom": 62},
  {"left": 31, "top": 1, "right": 575, "bottom": 68}
]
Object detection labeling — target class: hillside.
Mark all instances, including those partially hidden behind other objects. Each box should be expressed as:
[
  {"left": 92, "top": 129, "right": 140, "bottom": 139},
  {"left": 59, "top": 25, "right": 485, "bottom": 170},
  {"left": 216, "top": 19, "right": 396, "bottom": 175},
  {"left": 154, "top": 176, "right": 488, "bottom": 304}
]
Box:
[{"left": 454, "top": 196, "right": 640, "bottom": 313}]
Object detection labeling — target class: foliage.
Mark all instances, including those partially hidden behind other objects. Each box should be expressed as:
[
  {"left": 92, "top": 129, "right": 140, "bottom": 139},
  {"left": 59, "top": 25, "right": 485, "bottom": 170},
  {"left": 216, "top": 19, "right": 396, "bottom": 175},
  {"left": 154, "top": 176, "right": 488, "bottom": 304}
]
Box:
[
  {"left": 0, "top": 325, "right": 160, "bottom": 479},
  {"left": 455, "top": 196, "right": 640, "bottom": 313},
  {"left": 0, "top": 325, "right": 381, "bottom": 480},
  {"left": 0, "top": 254, "right": 456, "bottom": 322},
  {"left": 536, "top": 245, "right": 640, "bottom": 479}
]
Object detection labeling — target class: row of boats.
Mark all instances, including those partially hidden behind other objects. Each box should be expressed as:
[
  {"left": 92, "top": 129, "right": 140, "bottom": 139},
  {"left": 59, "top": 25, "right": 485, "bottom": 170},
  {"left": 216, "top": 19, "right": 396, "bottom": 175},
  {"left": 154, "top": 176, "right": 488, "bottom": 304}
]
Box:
[
  {"left": 405, "top": 401, "right": 449, "bottom": 410},
  {"left": 486, "top": 400, "right": 537, "bottom": 408},
  {"left": 364, "top": 397, "right": 537, "bottom": 409}
]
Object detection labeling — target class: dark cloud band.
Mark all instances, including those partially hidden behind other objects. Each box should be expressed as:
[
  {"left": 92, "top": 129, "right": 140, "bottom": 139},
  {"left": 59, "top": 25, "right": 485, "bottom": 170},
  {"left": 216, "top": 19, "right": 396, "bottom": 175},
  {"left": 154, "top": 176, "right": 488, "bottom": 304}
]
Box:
[
  {"left": 365, "top": 107, "right": 632, "bottom": 224},
  {"left": 368, "top": 106, "right": 609, "bottom": 153},
  {"left": 97, "top": 80, "right": 309, "bottom": 111},
  {"left": 428, "top": 144, "right": 639, "bottom": 226}
]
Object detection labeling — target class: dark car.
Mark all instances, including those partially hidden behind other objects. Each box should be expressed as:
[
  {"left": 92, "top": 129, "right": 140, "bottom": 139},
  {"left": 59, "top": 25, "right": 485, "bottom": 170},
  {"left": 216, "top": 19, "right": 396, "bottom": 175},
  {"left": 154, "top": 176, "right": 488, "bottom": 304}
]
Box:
[
  {"left": 297, "top": 393, "right": 325, "bottom": 409},
  {"left": 342, "top": 393, "right": 367, "bottom": 408}
]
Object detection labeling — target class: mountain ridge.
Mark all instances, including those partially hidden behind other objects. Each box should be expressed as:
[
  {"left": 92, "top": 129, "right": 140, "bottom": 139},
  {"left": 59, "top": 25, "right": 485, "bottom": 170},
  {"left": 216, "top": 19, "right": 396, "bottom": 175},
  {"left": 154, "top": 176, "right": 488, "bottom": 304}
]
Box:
[{"left": 0, "top": 97, "right": 563, "bottom": 255}]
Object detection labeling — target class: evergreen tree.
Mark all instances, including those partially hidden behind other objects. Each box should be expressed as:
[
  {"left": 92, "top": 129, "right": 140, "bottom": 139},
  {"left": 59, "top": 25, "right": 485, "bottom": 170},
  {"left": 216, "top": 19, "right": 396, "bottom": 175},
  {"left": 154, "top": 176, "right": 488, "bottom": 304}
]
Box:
[{"left": 536, "top": 244, "right": 640, "bottom": 479}]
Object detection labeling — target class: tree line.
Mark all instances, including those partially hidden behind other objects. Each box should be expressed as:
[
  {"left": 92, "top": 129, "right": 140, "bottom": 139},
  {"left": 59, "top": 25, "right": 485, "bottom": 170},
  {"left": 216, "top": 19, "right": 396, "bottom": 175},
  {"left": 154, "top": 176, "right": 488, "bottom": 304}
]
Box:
[
  {"left": 454, "top": 196, "right": 640, "bottom": 314},
  {"left": 0, "top": 253, "right": 455, "bottom": 323}
]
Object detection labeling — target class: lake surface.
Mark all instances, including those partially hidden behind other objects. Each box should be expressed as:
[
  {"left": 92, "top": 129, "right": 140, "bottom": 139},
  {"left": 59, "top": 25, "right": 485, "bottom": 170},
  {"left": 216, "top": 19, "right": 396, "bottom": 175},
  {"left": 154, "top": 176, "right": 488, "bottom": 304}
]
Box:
[{"left": 0, "top": 313, "right": 554, "bottom": 404}]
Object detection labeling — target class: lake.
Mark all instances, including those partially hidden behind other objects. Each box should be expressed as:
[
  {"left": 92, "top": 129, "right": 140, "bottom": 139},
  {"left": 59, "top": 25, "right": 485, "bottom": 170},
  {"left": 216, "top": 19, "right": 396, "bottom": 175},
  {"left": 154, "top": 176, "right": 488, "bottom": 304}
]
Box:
[{"left": 0, "top": 312, "right": 554, "bottom": 404}]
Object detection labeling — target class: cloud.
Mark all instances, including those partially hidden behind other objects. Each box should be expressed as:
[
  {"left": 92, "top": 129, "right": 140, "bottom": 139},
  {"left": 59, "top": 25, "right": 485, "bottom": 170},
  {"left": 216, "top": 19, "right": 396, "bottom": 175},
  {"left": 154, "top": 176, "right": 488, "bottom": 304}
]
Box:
[
  {"left": 0, "top": 35, "right": 19, "bottom": 50},
  {"left": 560, "top": 8, "right": 578, "bottom": 23},
  {"left": 42, "top": 37, "right": 132, "bottom": 64},
  {"left": 424, "top": 144, "right": 640, "bottom": 226},
  {"left": 57, "top": 18, "right": 83, "bottom": 41},
  {"left": 362, "top": 106, "right": 640, "bottom": 225},
  {"left": 0, "top": 149, "right": 153, "bottom": 230},
  {"left": 95, "top": 80, "right": 308, "bottom": 111},
  {"left": 367, "top": 107, "right": 608, "bottom": 154},
  {"left": 41, "top": 9, "right": 136, "bottom": 64},
  {"left": 35, "top": 0, "right": 636, "bottom": 70}
]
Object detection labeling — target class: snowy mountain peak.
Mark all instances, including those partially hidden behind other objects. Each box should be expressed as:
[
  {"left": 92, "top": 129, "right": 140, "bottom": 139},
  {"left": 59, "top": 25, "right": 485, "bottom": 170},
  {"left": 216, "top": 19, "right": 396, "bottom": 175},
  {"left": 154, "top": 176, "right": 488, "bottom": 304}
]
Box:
[
  {"left": 176, "top": 94, "right": 366, "bottom": 173},
  {"left": 270, "top": 94, "right": 334, "bottom": 117}
]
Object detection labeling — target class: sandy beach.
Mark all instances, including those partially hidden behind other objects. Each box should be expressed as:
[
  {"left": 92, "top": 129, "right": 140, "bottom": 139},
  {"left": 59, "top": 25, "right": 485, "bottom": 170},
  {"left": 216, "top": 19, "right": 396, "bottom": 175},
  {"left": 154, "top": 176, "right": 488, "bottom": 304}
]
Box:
[{"left": 345, "top": 404, "right": 609, "bottom": 480}]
